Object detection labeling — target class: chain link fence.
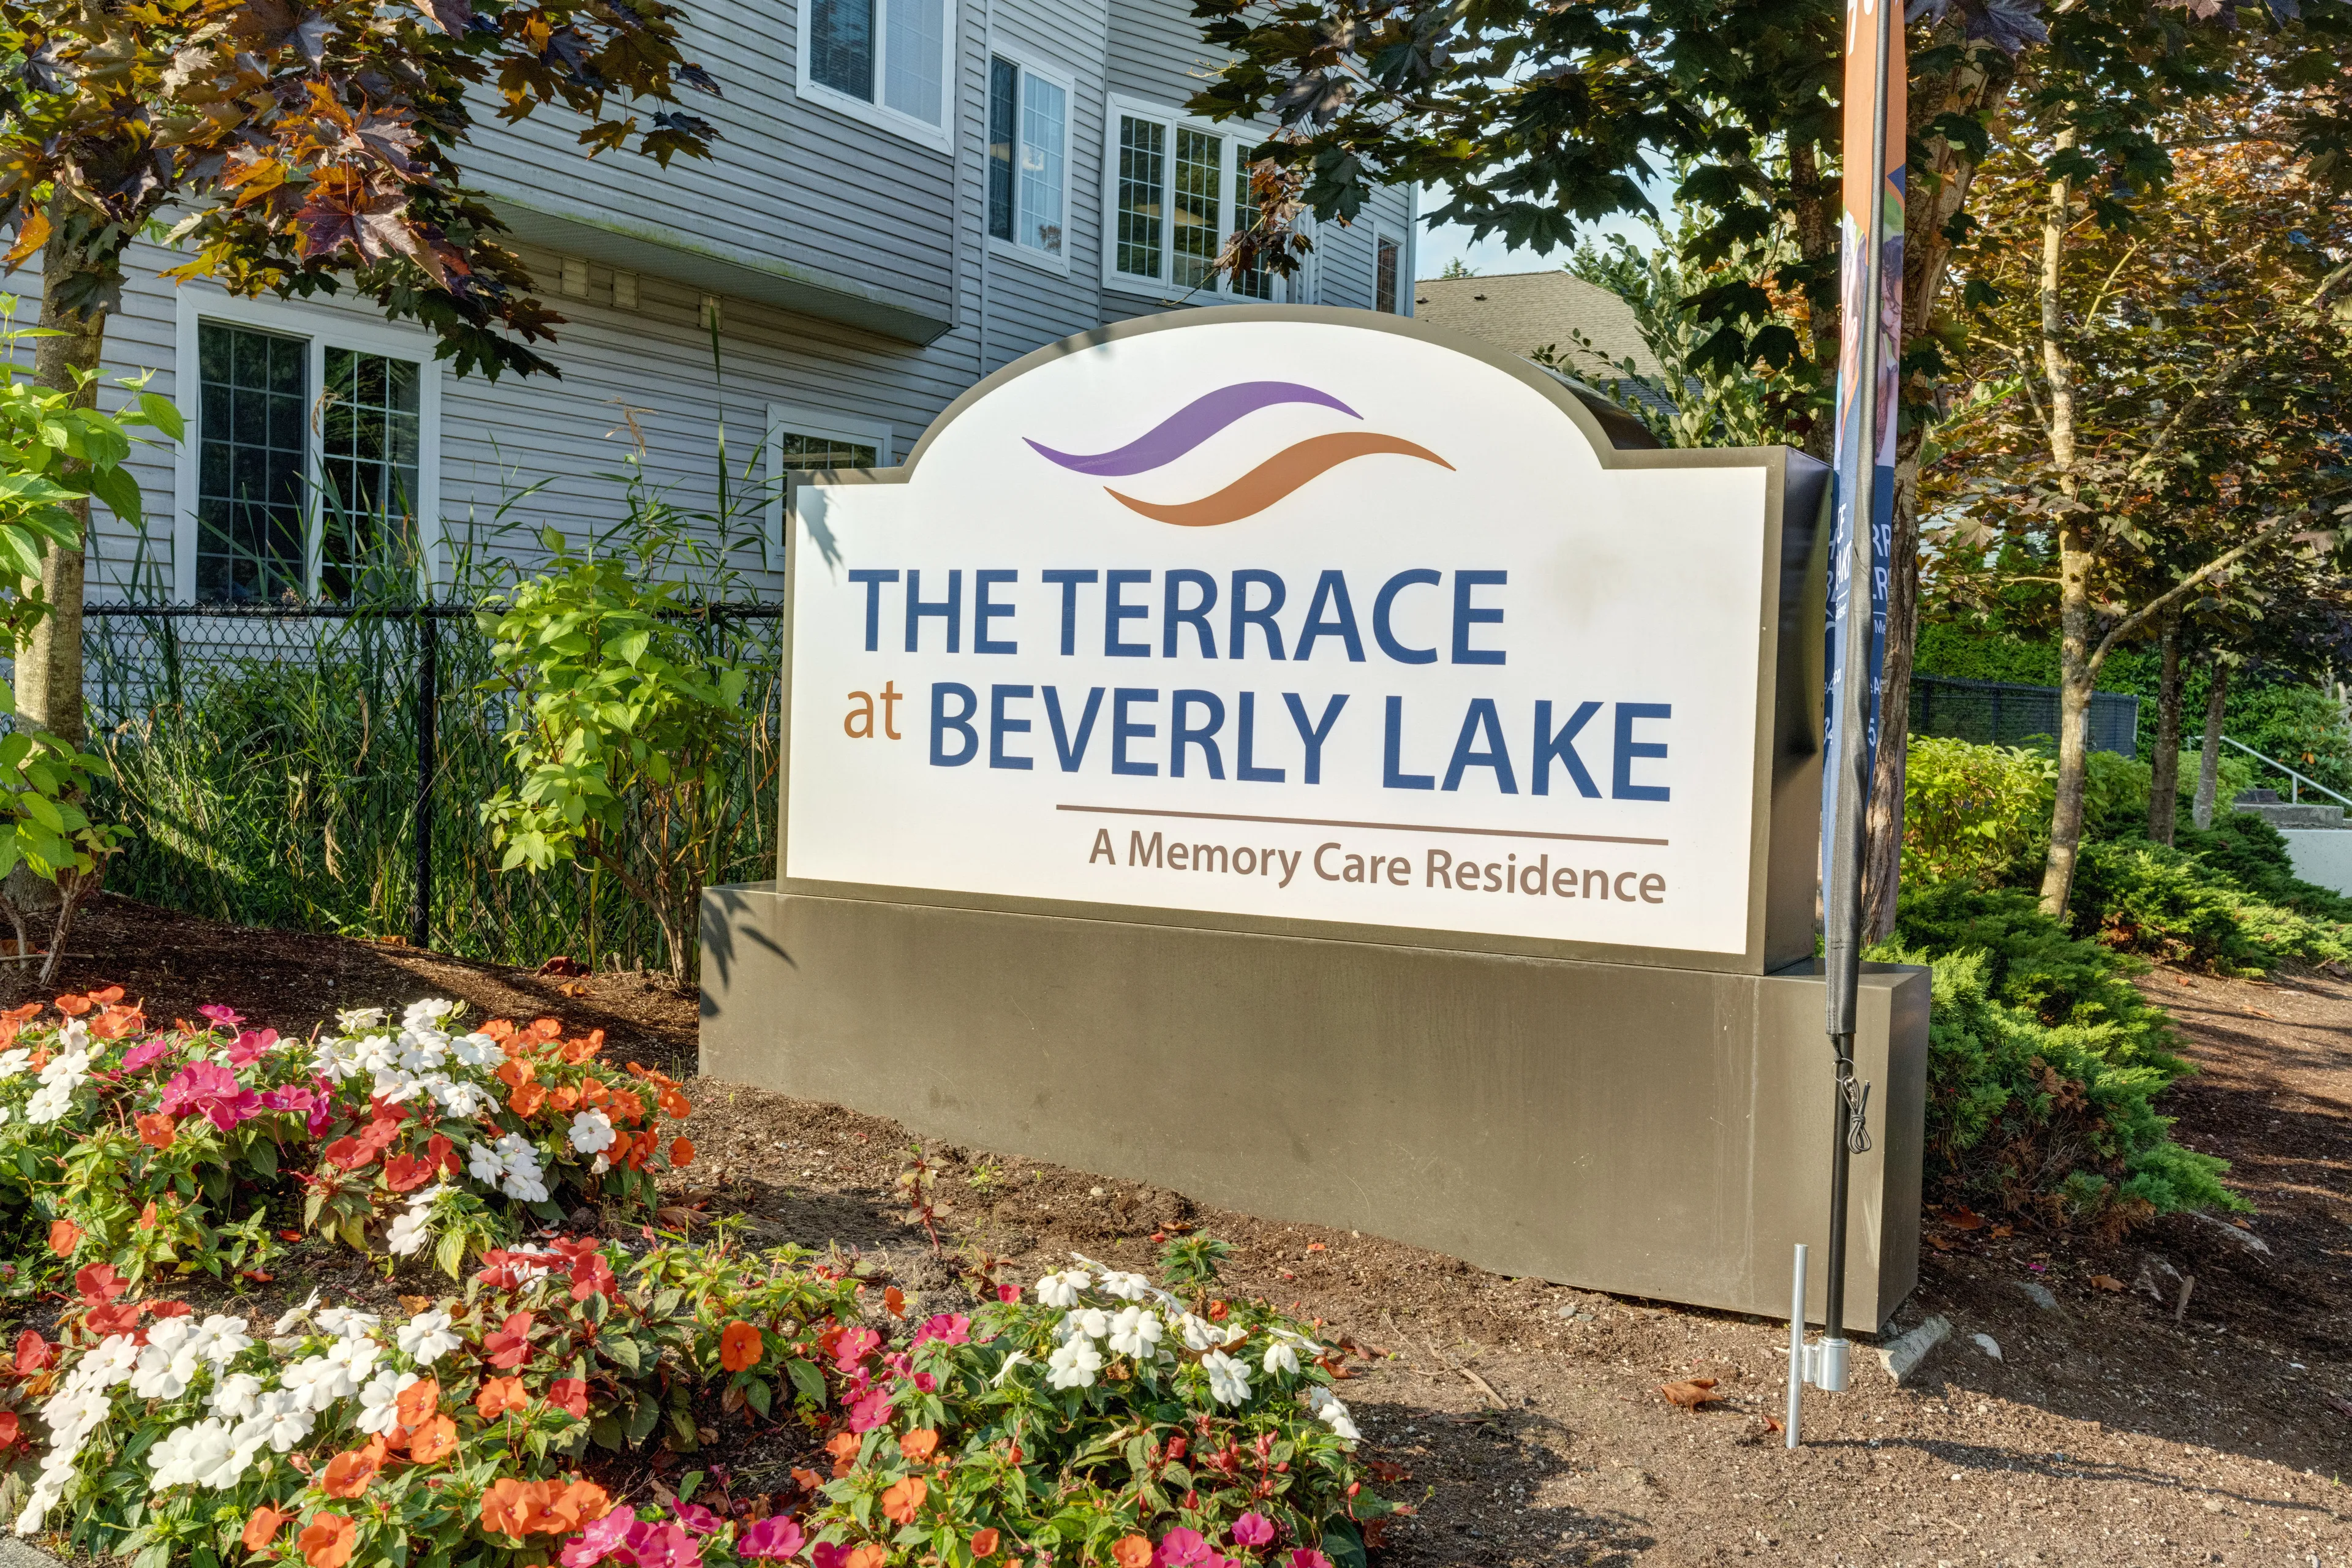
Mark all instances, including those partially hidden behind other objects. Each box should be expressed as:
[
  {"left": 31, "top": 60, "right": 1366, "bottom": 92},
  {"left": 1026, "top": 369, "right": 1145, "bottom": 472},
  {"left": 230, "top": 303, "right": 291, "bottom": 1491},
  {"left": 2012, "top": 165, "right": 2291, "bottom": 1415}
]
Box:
[
  {"left": 1907, "top": 674, "right": 2140, "bottom": 760},
  {"left": 76, "top": 601, "right": 783, "bottom": 971}
]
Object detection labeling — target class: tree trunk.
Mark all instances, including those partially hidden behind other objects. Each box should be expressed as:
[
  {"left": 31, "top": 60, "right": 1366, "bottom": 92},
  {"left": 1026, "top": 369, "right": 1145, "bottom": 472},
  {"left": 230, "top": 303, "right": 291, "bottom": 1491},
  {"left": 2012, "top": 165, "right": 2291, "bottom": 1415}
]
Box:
[
  {"left": 15, "top": 227, "right": 111, "bottom": 748},
  {"left": 2146, "top": 614, "right": 2183, "bottom": 844},
  {"left": 2192, "top": 660, "right": 2231, "bottom": 830},
  {"left": 2035, "top": 133, "right": 2089, "bottom": 919}
]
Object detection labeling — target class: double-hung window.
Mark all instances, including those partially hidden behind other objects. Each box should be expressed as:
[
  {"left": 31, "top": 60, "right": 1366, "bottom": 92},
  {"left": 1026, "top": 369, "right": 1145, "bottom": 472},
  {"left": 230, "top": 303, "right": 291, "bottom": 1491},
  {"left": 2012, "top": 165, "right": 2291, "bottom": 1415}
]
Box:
[
  {"left": 1104, "top": 98, "right": 1283, "bottom": 301},
  {"left": 173, "top": 292, "right": 441, "bottom": 605},
  {"left": 987, "top": 51, "right": 1069, "bottom": 263},
  {"left": 802, "top": 0, "right": 952, "bottom": 147},
  {"left": 766, "top": 404, "right": 894, "bottom": 562}
]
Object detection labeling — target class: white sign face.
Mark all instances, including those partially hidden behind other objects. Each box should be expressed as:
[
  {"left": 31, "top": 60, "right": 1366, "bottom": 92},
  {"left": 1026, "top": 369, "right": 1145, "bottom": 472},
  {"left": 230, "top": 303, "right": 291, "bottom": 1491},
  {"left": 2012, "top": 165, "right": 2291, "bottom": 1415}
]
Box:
[{"left": 785, "top": 316, "right": 1772, "bottom": 955}]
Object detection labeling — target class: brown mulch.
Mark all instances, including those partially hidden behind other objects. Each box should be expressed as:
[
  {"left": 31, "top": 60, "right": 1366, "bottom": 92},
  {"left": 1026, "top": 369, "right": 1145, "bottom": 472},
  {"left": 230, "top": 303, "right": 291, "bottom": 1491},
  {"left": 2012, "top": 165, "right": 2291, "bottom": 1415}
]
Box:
[{"left": 9, "top": 894, "right": 2352, "bottom": 1566}]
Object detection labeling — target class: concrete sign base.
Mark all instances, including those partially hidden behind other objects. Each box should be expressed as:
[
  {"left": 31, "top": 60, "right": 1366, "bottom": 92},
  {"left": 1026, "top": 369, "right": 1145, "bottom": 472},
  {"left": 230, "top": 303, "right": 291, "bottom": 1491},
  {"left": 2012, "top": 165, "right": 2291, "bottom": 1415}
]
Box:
[{"left": 701, "top": 884, "right": 1924, "bottom": 1332}]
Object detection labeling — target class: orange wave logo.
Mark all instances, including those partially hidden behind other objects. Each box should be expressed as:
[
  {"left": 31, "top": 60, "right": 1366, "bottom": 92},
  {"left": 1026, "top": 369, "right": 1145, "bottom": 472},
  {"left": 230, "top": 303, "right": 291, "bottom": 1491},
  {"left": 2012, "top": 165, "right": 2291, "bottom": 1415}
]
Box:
[{"left": 1024, "top": 381, "right": 1452, "bottom": 526}]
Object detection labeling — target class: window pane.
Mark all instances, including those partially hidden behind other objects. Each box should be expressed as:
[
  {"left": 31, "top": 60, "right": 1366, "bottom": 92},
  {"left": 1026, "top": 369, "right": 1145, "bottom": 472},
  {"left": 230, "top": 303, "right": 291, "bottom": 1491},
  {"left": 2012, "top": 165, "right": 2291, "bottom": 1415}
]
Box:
[
  {"left": 318, "top": 345, "right": 422, "bottom": 603},
  {"left": 987, "top": 57, "right": 1017, "bottom": 241},
  {"left": 1171, "top": 127, "right": 1222, "bottom": 292},
  {"left": 809, "top": 0, "right": 873, "bottom": 100},
  {"left": 1017, "top": 74, "right": 1066, "bottom": 255},
  {"left": 1116, "top": 116, "right": 1165, "bottom": 280},
  {"left": 195, "top": 322, "right": 307, "bottom": 605},
  {"left": 881, "top": 0, "right": 943, "bottom": 124},
  {"left": 1376, "top": 235, "right": 1401, "bottom": 313},
  {"left": 776, "top": 430, "right": 878, "bottom": 471},
  {"left": 1231, "top": 156, "right": 1272, "bottom": 300}
]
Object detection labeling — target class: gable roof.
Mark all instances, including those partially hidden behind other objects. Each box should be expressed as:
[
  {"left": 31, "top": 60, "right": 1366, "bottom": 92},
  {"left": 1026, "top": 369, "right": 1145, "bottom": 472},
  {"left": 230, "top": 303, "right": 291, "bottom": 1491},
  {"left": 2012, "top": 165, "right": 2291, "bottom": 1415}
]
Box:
[{"left": 1412, "top": 271, "right": 1665, "bottom": 383}]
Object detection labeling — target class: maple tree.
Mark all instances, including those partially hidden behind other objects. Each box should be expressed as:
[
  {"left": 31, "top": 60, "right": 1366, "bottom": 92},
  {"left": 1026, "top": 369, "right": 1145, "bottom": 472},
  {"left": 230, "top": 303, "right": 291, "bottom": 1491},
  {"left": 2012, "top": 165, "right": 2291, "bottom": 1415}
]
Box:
[
  {"left": 1918, "top": 93, "right": 2352, "bottom": 914},
  {"left": 0, "top": 0, "right": 722, "bottom": 743},
  {"left": 1186, "top": 0, "right": 2352, "bottom": 935}
]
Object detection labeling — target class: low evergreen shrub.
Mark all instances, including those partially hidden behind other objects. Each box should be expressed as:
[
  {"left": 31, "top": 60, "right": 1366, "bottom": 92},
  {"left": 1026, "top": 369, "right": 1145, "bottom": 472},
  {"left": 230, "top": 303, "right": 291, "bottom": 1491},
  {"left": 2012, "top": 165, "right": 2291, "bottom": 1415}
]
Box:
[
  {"left": 2174, "top": 813, "right": 2352, "bottom": 922},
  {"left": 2070, "top": 839, "right": 2351, "bottom": 971}
]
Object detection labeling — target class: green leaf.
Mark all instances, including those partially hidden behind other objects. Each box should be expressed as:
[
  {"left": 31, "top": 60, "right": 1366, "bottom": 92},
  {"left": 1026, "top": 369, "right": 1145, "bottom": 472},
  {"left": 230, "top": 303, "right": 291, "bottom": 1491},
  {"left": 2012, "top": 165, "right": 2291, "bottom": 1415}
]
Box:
[
  {"left": 623, "top": 1396, "right": 662, "bottom": 1445},
  {"left": 85, "top": 462, "right": 142, "bottom": 527},
  {"left": 785, "top": 1357, "right": 827, "bottom": 1407},
  {"left": 744, "top": 1378, "right": 771, "bottom": 1419},
  {"left": 137, "top": 391, "right": 186, "bottom": 440}
]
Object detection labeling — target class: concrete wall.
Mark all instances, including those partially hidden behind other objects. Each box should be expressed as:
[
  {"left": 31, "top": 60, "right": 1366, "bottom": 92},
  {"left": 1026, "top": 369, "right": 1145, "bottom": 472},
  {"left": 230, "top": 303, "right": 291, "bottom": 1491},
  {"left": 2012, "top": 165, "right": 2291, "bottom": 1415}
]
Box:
[
  {"left": 2281, "top": 830, "right": 2352, "bottom": 895},
  {"left": 702, "top": 885, "right": 1926, "bottom": 1331}
]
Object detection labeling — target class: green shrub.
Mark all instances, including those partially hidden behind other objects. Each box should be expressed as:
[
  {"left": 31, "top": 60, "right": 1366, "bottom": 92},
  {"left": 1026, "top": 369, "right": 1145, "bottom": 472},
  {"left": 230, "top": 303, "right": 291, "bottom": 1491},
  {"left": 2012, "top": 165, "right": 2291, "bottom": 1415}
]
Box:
[
  {"left": 2174, "top": 813, "right": 2352, "bottom": 921},
  {"left": 2070, "top": 838, "right": 2352, "bottom": 971},
  {"left": 1869, "top": 943, "right": 2242, "bottom": 1223},
  {"left": 1901, "top": 736, "right": 2053, "bottom": 888},
  {"left": 2082, "top": 750, "right": 2152, "bottom": 839}
]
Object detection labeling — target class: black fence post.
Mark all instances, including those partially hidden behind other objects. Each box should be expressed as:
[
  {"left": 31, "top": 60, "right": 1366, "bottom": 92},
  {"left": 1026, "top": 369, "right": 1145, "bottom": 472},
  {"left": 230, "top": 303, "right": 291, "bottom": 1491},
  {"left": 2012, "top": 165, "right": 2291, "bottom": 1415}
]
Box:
[{"left": 414, "top": 609, "right": 437, "bottom": 952}]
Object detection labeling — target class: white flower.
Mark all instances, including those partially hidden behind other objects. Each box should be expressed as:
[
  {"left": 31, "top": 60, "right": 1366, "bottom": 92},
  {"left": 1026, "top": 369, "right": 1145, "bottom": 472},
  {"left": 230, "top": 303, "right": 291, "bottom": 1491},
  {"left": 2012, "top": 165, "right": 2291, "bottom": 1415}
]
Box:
[
  {"left": 24, "top": 1080, "right": 74, "bottom": 1124},
  {"left": 989, "top": 1350, "right": 1030, "bottom": 1388},
  {"left": 466, "top": 1139, "right": 508, "bottom": 1187},
  {"left": 129, "top": 1342, "right": 198, "bottom": 1401},
  {"left": 386, "top": 1205, "right": 432, "bottom": 1257},
  {"left": 429, "top": 1077, "right": 492, "bottom": 1117},
  {"left": 1064, "top": 1307, "right": 1112, "bottom": 1342},
  {"left": 317, "top": 1307, "right": 381, "bottom": 1339},
  {"left": 1107, "top": 1306, "right": 1163, "bottom": 1359},
  {"left": 1200, "top": 1349, "right": 1251, "bottom": 1406},
  {"left": 281, "top": 1338, "right": 374, "bottom": 1410},
  {"left": 494, "top": 1133, "right": 549, "bottom": 1202},
  {"left": 1035, "top": 1269, "right": 1089, "bottom": 1309},
  {"left": 1096, "top": 1270, "right": 1152, "bottom": 1301},
  {"left": 404, "top": 998, "right": 462, "bottom": 1028},
  {"left": 369, "top": 1067, "right": 428, "bottom": 1104},
  {"left": 0, "top": 1047, "right": 29, "bottom": 1080},
  {"left": 241, "top": 1390, "right": 315, "bottom": 1453},
  {"left": 148, "top": 1418, "right": 238, "bottom": 1491},
  {"left": 568, "top": 1109, "right": 616, "bottom": 1155},
  {"left": 187, "top": 1314, "right": 254, "bottom": 1366},
  {"left": 80, "top": 1335, "right": 141, "bottom": 1389},
  {"left": 396, "top": 1309, "right": 461, "bottom": 1366},
  {"left": 336, "top": 1007, "right": 389, "bottom": 1033},
  {"left": 1177, "top": 1313, "right": 1223, "bottom": 1352},
  {"left": 1046, "top": 1336, "right": 1103, "bottom": 1390},
  {"left": 1303, "top": 1385, "right": 1360, "bottom": 1441},
  {"left": 450, "top": 1033, "right": 503, "bottom": 1069},
  {"left": 355, "top": 1370, "right": 419, "bottom": 1436},
  {"left": 207, "top": 1372, "right": 264, "bottom": 1420},
  {"left": 273, "top": 1289, "right": 322, "bottom": 1336},
  {"left": 1262, "top": 1340, "right": 1300, "bottom": 1378}
]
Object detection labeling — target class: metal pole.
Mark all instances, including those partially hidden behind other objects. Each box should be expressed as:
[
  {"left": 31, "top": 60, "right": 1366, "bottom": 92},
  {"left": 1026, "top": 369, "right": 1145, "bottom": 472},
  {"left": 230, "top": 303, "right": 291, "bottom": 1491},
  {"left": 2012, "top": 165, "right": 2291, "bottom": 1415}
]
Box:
[
  {"left": 1786, "top": 1243, "right": 1806, "bottom": 1448},
  {"left": 1819, "top": 0, "right": 1894, "bottom": 1386},
  {"left": 413, "top": 609, "right": 437, "bottom": 952}
]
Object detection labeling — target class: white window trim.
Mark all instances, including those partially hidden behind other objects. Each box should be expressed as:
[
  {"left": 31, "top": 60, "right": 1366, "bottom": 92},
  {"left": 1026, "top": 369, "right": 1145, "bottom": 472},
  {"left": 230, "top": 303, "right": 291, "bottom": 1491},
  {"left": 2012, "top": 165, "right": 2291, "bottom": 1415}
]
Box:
[
  {"left": 1371, "top": 223, "right": 1408, "bottom": 315},
  {"left": 765, "top": 402, "right": 895, "bottom": 562},
  {"left": 984, "top": 40, "right": 1076, "bottom": 277},
  {"left": 1099, "top": 93, "right": 1284, "bottom": 305},
  {"left": 794, "top": 0, "right": 957, "bottom": 155},
  {"left": 171, "top": 286, "right": 445, "bottom": 605}
]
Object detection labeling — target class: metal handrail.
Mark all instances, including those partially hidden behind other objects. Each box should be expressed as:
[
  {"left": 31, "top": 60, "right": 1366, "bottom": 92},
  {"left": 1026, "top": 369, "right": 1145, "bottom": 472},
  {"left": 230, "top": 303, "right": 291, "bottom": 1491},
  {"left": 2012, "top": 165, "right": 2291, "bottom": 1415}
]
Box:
[{"left": 2221, "top": 735, "right": 2352, "bottom": 809}]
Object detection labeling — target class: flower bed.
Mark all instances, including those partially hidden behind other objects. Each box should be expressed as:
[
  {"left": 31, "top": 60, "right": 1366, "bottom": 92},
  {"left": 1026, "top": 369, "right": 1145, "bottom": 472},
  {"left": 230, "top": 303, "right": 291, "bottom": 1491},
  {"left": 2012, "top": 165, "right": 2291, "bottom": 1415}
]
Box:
[
  {"left": 0, "top": 993, "right": 1395, "bottom": 1566},
  {"left": 0, "top": 990, "right": 695, "bottom": 1287}
]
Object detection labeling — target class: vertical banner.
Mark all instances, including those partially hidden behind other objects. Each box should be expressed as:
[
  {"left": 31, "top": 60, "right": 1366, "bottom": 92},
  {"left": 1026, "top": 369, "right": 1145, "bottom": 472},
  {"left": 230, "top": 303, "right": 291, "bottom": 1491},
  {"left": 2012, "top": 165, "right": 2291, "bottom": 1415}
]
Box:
[{"left": 1822, "top": 0, "right": 1905, "bottom": 886}]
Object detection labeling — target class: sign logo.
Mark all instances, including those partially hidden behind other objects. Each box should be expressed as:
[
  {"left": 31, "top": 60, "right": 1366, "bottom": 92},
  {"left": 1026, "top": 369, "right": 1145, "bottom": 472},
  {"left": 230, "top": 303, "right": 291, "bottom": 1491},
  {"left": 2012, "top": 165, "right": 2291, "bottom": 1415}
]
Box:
[{"left": 1025, "top": 379, "right": 1453, "bottom": 527}]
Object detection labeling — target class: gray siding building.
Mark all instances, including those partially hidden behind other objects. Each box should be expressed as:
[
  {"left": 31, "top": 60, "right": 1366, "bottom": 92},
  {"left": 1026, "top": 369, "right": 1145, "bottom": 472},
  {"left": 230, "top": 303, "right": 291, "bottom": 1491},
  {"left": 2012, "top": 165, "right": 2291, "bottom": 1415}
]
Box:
[{"left": 29, "top": 0, "right": 1417, "bottom": 605}]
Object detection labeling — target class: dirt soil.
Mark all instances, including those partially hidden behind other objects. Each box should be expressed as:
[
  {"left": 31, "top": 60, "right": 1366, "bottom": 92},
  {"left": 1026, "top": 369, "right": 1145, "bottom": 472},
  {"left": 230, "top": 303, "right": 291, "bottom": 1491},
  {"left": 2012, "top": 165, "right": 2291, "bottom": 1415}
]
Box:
[{"left": 13, "top": 895, "right": 2352, "bottom": 1566}]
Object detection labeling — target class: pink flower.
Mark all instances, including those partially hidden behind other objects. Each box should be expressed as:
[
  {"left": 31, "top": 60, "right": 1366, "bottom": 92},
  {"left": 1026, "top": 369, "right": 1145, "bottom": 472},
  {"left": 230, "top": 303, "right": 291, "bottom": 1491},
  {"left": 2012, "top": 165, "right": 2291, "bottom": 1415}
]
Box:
[
  {"left": 913, "top": 1313, "right": 970, "bottom": 1348},
  {"left": 911, "top": 1371, "right": 937, "bottom": 1394},
  {"left": 119, "top": 1039, "right": 178, "bottom": 1073},
  {"left": 996, "top": 1284, "right": 1019, "bottom": 1303},
  {"left": 671, "top": 1504, "right": 719, "bottom": 1538},
  {"left": 197, "top": 1005, "right": 246, "bottom": 1028},
  {"left": 845, "top": 1389, "right": 894, "bottom": 1434},
  {"left": 832, "top": 1327, "right": 880, "bottom": 1370},
  {"left": 1155, "top": 1529, "right": 1214, "bottom": 1567},
  {"left": 1231, "top": 1515, "right": 1274, "bottom": 1549},
  {"left": 621, "top": 1522, "right": 701, "bottom": 1568},
  {"left": 559, "top": 1508, "right": 638, "bottom": 1568},
  {"left": 736, "top": 1518, "right": 805, "bottom": 1561},
  {"left": 1286, "top": 1553, "right": 1333, "bottom": 1568},
  {"left": 157, "top": 1060, "right": 261, "bottom": 1131},
  {"left": 228, "top": 1028, "right": 279, "bottom": 1066},
  {"left": 810, "top": 1547, "right": 853, "bottom": 1568}
]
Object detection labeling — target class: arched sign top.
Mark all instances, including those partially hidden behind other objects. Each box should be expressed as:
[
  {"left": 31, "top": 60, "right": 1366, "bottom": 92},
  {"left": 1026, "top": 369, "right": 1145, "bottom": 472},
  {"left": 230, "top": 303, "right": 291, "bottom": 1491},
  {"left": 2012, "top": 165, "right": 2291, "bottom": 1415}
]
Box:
[{"left": 779, "top": 306, "right": 1826, "bottom": 975}]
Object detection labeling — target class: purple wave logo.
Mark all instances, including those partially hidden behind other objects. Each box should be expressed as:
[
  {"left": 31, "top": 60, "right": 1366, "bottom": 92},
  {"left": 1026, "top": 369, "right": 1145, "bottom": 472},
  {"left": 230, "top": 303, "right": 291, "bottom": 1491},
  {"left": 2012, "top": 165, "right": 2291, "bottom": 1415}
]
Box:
[{"left": 1024, "top": 380, "right": 1453, "bottom": 526}]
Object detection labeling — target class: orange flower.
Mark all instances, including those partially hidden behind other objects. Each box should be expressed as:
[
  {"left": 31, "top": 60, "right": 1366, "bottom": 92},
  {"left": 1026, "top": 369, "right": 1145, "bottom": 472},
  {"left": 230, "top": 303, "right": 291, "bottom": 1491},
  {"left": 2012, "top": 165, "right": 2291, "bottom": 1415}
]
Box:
[
  {"left": 394, "top": 1376, "right": 440, "bottom": 1428},
  {"left": 137, "top": 1113, "right": 176, "bottom": 1149},
  {"left": 899, "top": 1429, "right": 938, "bottom": 1463},
  {"left": 46, "top": 1218, "right": 78, "bottom": 1257},
  {"left": 1110, "top": 1537, "right": 1152, "bottom": 1568},
  {"left": 479, "top": 1479, "right": 531, "bottom": 1539},
  {"left": 320, "top": 1443, "right": 382, "bottom": 1499},
  {"left": 658, "top": 1088, "right": 692, "bottom": 1119},
  {"left": 476, "top": 1376, "right": 530, "bottom": 1420},
  {"left": 481, "top": 1019, "right": 516, "bottom": 1043},
  {"left": 545, "top": 1479, "right": 610, "bottom": 1530},
  {"left": 137, "top": 1200, "right": 159, "bottom": 1231},
  {"left": 510, "top": 1080, "right": 548, "bottom": 1118},
  {"left": 969, "top": 1528, "right": 1000, "bottom": 1559},
  {"left": 580, "top": 1077, "right": 611, "bottom": 1107},
  {"left": 551, "top": 1085, "right": 580, "bottom": 1114},
  {"left": 879, "top": 1476, "right": 927, "bottom": 1526},
  {"left": 609, "top": 1090, "right": 644, "bottom": 1123},
  {"left": 718, "top": 1321, "right": 762, "bottom": 1373},
  {"left": 407, "top": 1415, "right": 456, "bottom": 1464},
  {"left": 825, "top": 1431, "right": 861, "bottom": 1479},
  {"left": 53, "top": 992, "right": 94, "bottom": 1017},
  {"left": 669, "top": 1137, "right": 695, "bottom": 1168},
  {"left": 843, "top": 1548, "right": 885, "bottom": 1568},
  {"left": 528, "top": 1017, "right": 564, "bottom": 1042},
  {"left": 298, "top": 1513, "right": 356, "bottom": 1568},
  {"left": 496, "top": 1058, "right": 534, "bottom": 1089},
  {"left": 241, "top": 1506, "right": 289, "bottom": 1553}
]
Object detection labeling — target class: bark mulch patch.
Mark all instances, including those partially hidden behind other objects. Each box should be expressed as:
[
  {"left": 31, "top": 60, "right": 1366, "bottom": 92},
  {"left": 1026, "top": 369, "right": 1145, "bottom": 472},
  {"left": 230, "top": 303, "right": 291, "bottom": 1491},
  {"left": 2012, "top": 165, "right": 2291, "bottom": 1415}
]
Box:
[{"left": 10, "top": 894, "right": 2350, "bottom": 1565}]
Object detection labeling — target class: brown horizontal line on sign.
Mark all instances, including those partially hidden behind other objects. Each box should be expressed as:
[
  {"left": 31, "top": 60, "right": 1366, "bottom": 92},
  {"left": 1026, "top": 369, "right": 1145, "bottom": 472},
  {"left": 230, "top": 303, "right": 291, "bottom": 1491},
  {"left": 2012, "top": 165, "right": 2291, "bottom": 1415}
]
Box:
[{"left": 1055, "top": 803, "right": 1669, "bottom": 847}]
